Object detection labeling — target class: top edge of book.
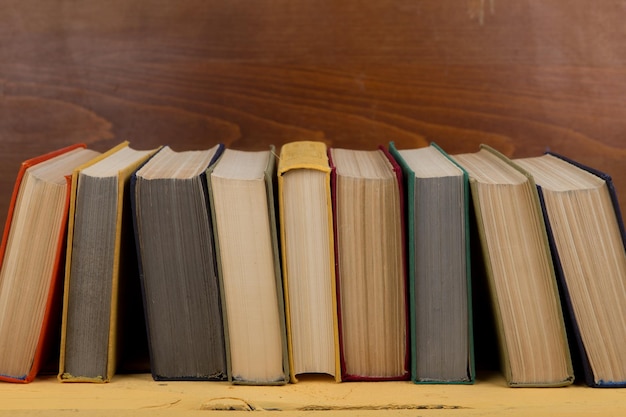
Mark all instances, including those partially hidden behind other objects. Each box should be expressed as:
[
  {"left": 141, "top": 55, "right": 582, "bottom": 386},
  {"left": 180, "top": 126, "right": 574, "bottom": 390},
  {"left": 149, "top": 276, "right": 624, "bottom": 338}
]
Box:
[
  {"left": 80, "top": 142, "right": 157, "bottom": 178},
  {"left": 451, "top": 145, "right": 528, "bottom": 185},
  {"left": 135, "top": 144, "right": 222, "bottom": 180},
  {"left": 515, "top": 154, "right": 605, "bottom": 192},
  {"left": 329, "top": 148, "right": 395, "bottom": 179},
  {"left": 211, "top": 147, "right": 272, "bottom": 180},
  {"left": 396, "top": 145, "right": 463, "bottom": 179},
  {"left": 278, "top": 141, "right": 330, "bottom": 174},
  {"left": 27, "top": 147, "right": 101, "bottom": 185}
]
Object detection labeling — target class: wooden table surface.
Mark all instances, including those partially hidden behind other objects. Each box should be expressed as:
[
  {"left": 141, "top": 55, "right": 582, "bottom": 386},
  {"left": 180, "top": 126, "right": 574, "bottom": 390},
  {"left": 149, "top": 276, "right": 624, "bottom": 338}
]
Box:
[
  {"left": 0, "top": 372, "right": 625, "bottom": 416},
  {"left": 1, "top": 1, "right": 626, "bottom": 223}
]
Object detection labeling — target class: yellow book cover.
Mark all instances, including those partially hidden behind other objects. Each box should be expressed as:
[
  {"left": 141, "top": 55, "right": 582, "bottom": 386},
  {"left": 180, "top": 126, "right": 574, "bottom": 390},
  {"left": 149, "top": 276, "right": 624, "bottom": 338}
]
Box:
[
  {"left": 59, "top": 141, "right": 158, "bottom": 383},
  {"left": 278, "top": 141, "right": 340, "bottom": 383}
]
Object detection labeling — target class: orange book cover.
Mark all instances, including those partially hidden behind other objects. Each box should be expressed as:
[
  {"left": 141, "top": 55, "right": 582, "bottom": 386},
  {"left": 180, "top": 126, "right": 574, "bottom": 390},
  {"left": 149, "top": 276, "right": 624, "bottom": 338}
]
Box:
[{"left": 0, "top": 144, "right": 97, "bottom": 383}]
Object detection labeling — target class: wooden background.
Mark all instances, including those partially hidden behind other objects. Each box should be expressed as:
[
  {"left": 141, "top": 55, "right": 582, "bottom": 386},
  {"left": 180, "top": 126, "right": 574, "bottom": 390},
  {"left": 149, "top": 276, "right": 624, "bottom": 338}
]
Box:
[{"left": 2, "top": 0, "right": 626, "bottom": 222}]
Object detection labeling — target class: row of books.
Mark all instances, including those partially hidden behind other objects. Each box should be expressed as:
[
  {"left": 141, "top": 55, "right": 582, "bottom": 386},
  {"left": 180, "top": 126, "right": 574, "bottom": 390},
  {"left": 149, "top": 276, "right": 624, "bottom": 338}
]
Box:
[{"left": 0, "top": 140, "right": 624, "bottom": 388}]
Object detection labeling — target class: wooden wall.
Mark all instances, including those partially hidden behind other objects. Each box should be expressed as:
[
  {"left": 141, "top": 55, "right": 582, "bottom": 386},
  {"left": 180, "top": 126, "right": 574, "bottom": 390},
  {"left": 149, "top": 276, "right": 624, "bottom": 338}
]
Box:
[{"left": 2, "top": 1, "right": 626, "bottom": 221}]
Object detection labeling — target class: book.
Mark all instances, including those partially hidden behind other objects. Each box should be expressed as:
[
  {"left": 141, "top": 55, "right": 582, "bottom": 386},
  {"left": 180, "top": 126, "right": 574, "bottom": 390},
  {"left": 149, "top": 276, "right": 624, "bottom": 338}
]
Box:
[
  {"left": 0, "top": 144, "right": 100, "bottom": 383},
  {"left": 328, "top": 146, "right": 409, "bottom": 381},
  {"left": 277, "top": 141, "right": 340, "bottom": 382},
  {"left": 58, "top": 142, "right": 157, "bottom": 383},
  {"left": 389, "top": 142, "right": 474, "bottom": 384},
  {"left": 131, "top": 144, "right": 227, "bottom": 381},
  {"left": 452, "top": 145, "right": 573, "bottom": 387},
  {"left": 515, "top": 152, "right": 626, "bottom": 387},
  {"left": 207, "top": 146, "right": 289, "bottom": 385}
]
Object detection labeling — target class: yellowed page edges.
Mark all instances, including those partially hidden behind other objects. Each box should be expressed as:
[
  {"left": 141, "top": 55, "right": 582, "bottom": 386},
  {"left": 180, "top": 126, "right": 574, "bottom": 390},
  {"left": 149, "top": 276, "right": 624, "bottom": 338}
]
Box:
[{"left": 277, "top": 141, "right": 340, "bottom": 383}]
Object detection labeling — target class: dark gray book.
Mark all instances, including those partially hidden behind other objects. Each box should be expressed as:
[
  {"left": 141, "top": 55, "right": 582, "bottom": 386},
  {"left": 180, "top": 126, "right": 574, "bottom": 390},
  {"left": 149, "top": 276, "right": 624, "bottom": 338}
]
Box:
[
  {"left": 131, "top": 144, "right": 227, "bottom": 381},
  {"left": 60, "top": 142, "right": 156, "bottom": 383}
]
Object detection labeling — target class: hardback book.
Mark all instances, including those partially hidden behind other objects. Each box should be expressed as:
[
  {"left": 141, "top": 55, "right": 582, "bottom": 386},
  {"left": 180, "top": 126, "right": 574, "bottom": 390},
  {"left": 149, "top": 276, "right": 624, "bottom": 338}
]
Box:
[
  {"left": 0, "top": 144, "right": 100, "bottom": 383},
  {"left": 328, "top": 146, "right": 409, "bottom": 381},
  {"left": 389, "top": 142, "right": 474, "bottom": 384},
  {"left": 515, "top": 152, "right": 626, "bottom": 387},
  {"left": 131, "top": 144, "right": 227, "bottom": 381},
  {"left": 207, "top": 146, "right": 289, "bottom": 385},
  {"left": 452, "top": 145, "right": 574, "bottom": 387},
  {"left": 59, "top": 142, "right": 157, "bottom": 383},
  {"left": 277, "top": 141, "right": 340, "bottom": 382}
]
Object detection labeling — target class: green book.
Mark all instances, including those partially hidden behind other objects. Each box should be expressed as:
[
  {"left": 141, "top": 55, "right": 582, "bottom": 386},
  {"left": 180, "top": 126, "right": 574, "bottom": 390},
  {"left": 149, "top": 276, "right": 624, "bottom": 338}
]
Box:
[{"left": 389, "top": 142, "right": 474, "bottom": 384}]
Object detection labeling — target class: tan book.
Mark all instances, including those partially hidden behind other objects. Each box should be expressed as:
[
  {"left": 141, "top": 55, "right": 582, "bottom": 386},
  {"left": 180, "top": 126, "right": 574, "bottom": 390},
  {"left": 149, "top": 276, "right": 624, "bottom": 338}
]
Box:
[
  {"left": 208, "top": 146, "right": 289, "bottom": 385},
  {"left": 516, "top": 152, "right": 626, "bottom": 387},
  {"left": 328, "top": 146, "right": 409, "bottom": 381},
  {"left": 452, "top": 145, "right": 573, "bottom": 387},
  {"left": 0, "top": 144, "right": 99, "bottom": 383}
]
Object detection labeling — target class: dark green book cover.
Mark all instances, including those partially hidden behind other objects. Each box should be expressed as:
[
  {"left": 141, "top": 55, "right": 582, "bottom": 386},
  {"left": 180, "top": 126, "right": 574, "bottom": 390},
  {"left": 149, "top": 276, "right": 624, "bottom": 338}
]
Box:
[{"left": 389, "top": 142, "right": 474, "bottom": 384}]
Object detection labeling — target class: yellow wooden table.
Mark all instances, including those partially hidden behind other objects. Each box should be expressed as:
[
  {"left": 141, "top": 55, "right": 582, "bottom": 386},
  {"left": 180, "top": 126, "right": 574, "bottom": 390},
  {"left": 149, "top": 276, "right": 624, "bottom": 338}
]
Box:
[{"left": 0, "top": 372, "right": 624, "bottom": 416}]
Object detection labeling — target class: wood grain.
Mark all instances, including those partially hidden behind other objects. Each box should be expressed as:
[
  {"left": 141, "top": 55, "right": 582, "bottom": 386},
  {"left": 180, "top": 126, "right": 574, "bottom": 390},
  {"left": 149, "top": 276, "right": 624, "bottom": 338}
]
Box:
[{"left": 1, "top": 0, "right": 626, "bottom": 219}]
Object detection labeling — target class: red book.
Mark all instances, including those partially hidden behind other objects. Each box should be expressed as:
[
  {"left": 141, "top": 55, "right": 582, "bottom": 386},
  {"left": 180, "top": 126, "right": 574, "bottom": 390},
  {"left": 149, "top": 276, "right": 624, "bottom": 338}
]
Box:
[
  {"left": 328, "top": 145, "right": 409, "bottom": 381},
  {"left": 0, "top": 144, "right": 99, "bottom": 383}
]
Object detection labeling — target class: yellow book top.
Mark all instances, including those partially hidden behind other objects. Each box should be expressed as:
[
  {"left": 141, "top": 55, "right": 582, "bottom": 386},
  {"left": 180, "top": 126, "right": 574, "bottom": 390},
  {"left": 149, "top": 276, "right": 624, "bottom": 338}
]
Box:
[{"left": 278, "top": 141, "right": 331, "bottom": 174}]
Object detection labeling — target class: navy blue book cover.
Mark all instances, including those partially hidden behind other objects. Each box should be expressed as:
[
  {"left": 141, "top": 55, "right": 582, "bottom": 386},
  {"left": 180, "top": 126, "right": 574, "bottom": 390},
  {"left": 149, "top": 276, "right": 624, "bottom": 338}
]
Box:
[{"left": 537, "top": 151, "right": 626, "bottom": 388}]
